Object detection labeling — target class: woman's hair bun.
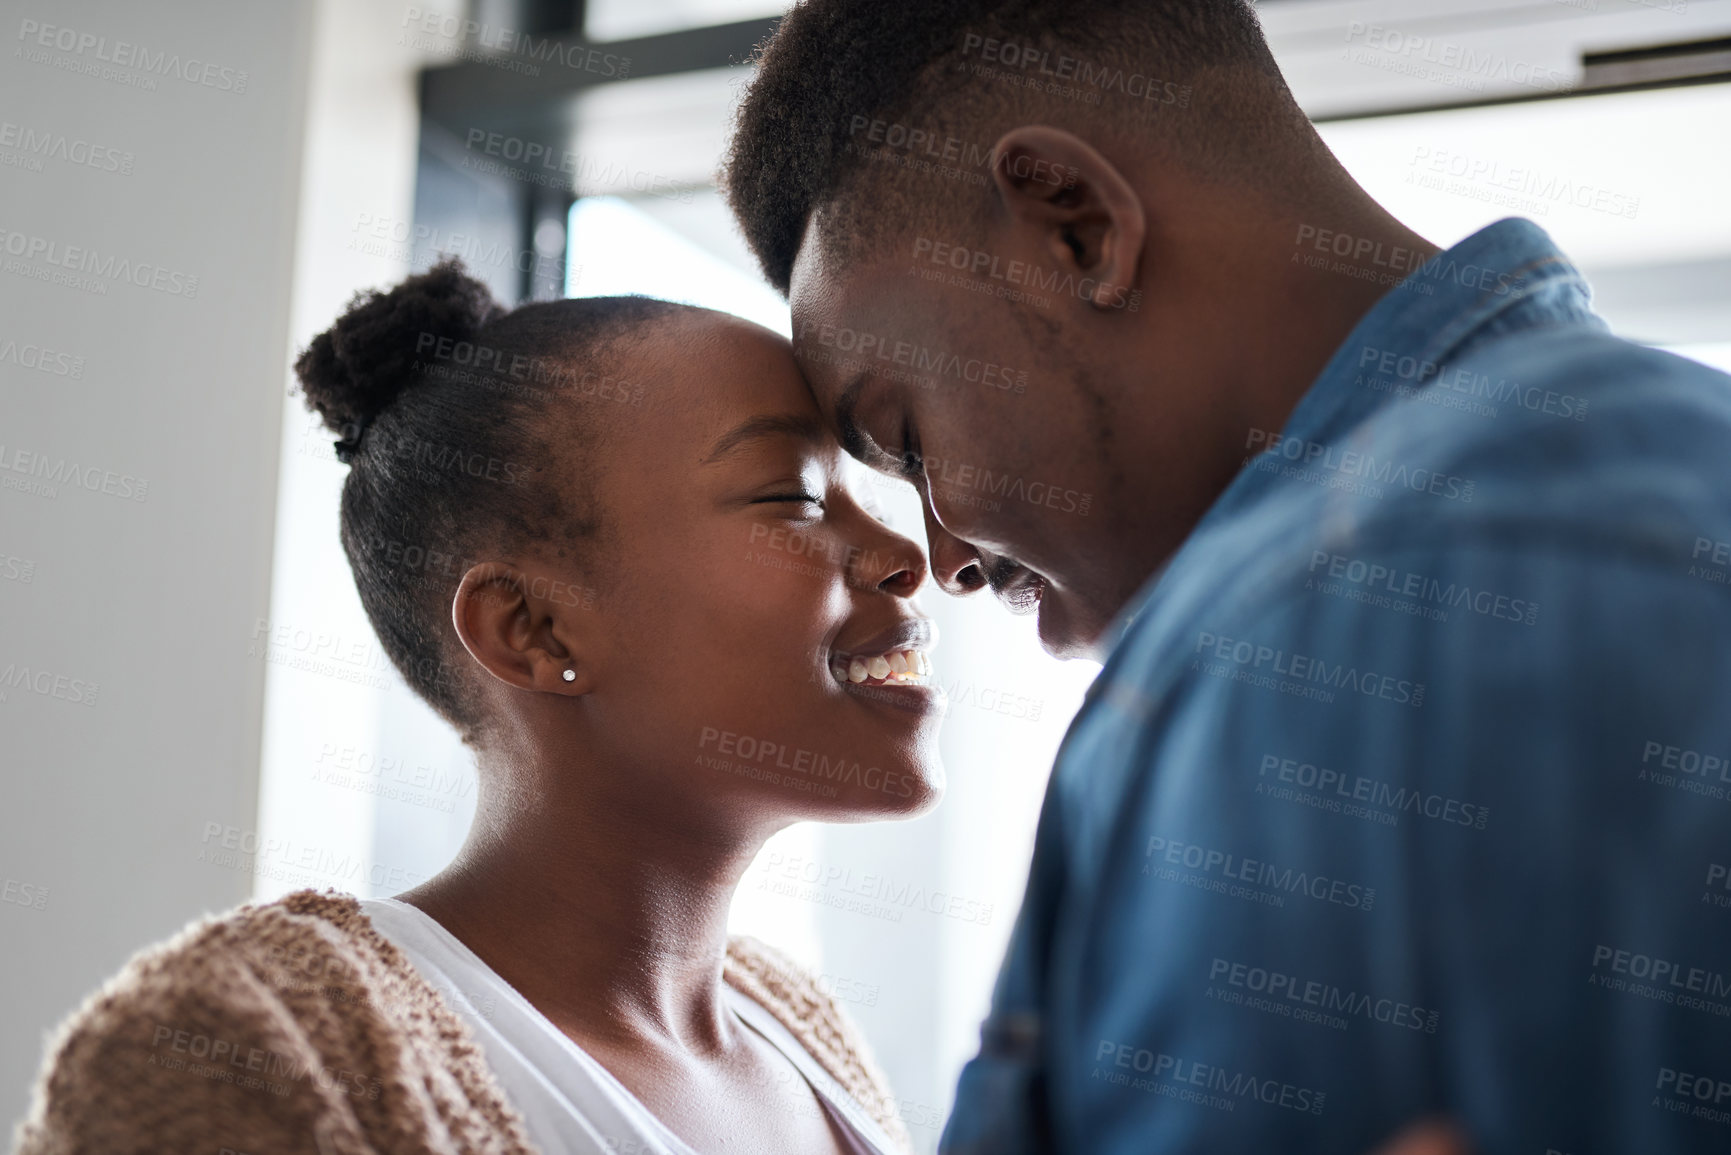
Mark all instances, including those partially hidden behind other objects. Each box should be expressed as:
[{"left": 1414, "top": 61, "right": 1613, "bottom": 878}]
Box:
[{"left": 295, "top": 257, "right": 504, "bottom": 459}]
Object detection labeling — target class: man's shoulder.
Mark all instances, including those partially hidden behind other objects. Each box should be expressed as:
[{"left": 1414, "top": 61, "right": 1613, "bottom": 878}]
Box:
[
  {"left": 1095, "top": 330, "right": 1731, "bottom": 715},
  {"left": 1286, "top": 326, "right": 1731, "bottom": 578},
  {"left": 1456, "top": 321, "right": 1712, "bottom": 387},
  {"left": 1372, "top": 327, "right": 1731, "bottom": 490},
  {"left": 1093, "top": 325, "right": 1731, "bottom": 676}
]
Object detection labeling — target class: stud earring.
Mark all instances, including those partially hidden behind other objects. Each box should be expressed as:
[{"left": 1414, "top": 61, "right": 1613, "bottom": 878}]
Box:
[{"left": 561, "top": 668, "right": 576, "bottom": 682}]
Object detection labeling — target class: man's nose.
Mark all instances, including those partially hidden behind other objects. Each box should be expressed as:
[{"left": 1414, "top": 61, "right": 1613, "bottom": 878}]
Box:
[{"left": 923, "top": 498, "right": 989, "bottom": 596}]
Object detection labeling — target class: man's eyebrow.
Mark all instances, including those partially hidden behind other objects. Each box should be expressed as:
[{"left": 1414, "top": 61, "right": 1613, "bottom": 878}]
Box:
[
  {"left": 701, "top": 413, "right": 827, "bottom": 464},
  {"left": 832, "top": 373, "right": 873, "bottom": 462}
]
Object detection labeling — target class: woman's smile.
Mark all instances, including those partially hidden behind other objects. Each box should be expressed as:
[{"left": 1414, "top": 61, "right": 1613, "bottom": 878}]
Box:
[{"left": 825, "top": 616, "right": 947, "bottom": 716}]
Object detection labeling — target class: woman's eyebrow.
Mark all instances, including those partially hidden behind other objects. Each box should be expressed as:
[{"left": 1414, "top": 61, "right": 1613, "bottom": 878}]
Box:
[{"left": 701, "top": 413, "right": 827, "bottom": 464}]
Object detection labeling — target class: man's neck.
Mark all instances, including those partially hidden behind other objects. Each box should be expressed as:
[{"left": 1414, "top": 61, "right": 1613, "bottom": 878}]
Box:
[
  {"left": 1088, "top": 184, "right": 1440, "bottom": 649},
  {"left": 1229, "top": 188, "right": 1440, "bottom": 445}
]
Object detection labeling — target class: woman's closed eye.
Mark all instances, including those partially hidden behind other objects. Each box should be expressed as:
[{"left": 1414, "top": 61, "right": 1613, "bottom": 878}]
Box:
[{"left": 752, "top": 491, "right": 825, "bottom": 508}]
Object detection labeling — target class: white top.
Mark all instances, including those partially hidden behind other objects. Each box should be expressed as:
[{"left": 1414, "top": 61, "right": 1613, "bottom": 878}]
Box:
[{"left": 358, "top": 897, "right": 900, "bottom": 1155}]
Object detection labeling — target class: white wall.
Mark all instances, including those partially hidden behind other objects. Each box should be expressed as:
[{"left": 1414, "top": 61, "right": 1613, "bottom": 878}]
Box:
[{"left": 0, "top": 0, "right": 313, "bottom": 1135}]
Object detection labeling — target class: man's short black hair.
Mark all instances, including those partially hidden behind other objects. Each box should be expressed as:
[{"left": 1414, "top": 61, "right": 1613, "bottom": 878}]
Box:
[{"left": 725, "top": 0, "right": 1304, "bottom": 295}]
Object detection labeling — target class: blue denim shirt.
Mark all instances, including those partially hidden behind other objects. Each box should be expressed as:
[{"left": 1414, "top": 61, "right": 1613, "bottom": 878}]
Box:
[{"left": 941, "top": 219, "right": 1731, "bottom": 1154}]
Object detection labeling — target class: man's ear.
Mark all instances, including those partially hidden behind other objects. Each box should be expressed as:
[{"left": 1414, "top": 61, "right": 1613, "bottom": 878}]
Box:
[
  {"left": 451, "top": 562, "right": 596, "bottom": 696},
  {"left": 989, "top": 126, "right": 1146, "bottom": 310}
]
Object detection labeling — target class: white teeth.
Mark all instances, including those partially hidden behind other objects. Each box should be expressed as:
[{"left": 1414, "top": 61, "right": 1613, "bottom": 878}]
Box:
[{"left": 833, "top": 647, "right": 934, "bottom": 687}]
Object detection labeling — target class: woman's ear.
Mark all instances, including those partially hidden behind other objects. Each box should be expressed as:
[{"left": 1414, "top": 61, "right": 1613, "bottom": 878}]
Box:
[
  {"left": 988, "top": 125, "right": 1147, "bottom": 311},
  {"left": 451, "top": 562, "right": 596, "bottom": 696}
]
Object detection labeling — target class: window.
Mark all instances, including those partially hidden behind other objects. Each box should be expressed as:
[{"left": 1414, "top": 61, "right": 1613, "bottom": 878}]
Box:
[{"left": 1316, "top": 82, "right": 1731, "bottom": 350}]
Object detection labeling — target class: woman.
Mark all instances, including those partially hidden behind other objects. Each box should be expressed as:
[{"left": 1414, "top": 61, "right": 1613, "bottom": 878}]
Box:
[{"left": 15, "top": 260, "right": 940, "bottom": 1154}]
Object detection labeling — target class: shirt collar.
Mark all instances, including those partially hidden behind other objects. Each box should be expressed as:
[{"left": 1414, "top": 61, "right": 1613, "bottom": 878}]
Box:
[{"left": 1277, "top": 216, "right": 1594, "bottom": 452}]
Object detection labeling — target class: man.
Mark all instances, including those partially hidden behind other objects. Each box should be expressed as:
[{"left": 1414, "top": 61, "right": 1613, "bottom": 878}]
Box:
[{"left": 725, "top": 2, "right": 1731, "bottom": 1153}]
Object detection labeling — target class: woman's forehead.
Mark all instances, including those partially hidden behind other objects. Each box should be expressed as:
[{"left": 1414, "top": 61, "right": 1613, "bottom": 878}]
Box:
[{"left": 632, "top": 312, "right": 819, "bottom": 424}]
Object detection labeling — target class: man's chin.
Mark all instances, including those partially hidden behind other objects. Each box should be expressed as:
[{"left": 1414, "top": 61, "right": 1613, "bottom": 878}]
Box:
[{"left": 1033, "top": 588, "right": 1106, "bottom": 661}]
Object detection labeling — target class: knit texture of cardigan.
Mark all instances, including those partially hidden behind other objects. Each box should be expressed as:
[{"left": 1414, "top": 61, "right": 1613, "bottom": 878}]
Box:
[{"left": 11, "top": 888, "right": 913, "bottom": 1155}]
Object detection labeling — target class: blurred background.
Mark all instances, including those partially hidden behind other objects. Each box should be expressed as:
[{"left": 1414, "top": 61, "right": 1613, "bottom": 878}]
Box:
[{"left": 4, "top": 0, "right": 1730, "bottom": 1146}]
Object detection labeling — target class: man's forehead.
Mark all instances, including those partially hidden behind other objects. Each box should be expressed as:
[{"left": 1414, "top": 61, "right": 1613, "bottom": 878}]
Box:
[
  {"left": 790, "top": 240, "right": 867, "bottom": 376},
  {"left": 789, "top": 205, "right": 895, "bottom": 315},
  {"left": 787, "top": 216, "right": 839, "bottom": 326}
]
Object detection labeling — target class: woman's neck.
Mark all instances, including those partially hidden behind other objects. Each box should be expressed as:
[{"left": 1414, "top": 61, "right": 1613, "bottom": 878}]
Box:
[{"left": 395, "top": 764, "right": 771, "bottom": 1055}]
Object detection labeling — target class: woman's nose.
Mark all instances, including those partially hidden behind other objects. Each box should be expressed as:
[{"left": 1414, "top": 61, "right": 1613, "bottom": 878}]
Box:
[{"left": 848, "top": 518, "right": 928, "bottom": 597}]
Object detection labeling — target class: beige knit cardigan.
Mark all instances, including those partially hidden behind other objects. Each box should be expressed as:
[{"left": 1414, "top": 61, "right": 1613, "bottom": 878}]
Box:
[{"left": 11, "top": 888, "right": 912, "bottom": 1155}]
